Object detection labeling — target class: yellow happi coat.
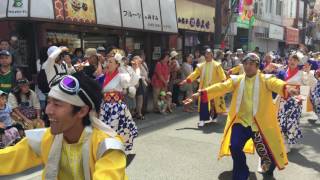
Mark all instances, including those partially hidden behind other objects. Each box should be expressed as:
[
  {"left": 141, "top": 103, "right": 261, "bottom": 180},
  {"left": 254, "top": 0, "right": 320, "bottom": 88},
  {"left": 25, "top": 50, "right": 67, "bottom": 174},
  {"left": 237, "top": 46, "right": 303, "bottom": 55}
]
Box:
[
  {"left": 204, "top": 72, "right": 288, "bottom": 169},
  {"left": 0, "top": 128, "right": 127, "bottom": 180},
  {"left": 229, "top": 64, "right": 244, "bottom": 75},
  {"left": 187, "top": 60, "right": 227, "bottom": 113}
]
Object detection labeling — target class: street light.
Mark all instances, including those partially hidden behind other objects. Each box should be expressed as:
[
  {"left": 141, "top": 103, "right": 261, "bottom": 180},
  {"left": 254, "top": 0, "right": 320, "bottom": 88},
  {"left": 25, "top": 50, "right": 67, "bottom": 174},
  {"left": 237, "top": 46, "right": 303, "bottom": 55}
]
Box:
[{"left": 308, "top": 0, "right": 316, "bottom": 9}]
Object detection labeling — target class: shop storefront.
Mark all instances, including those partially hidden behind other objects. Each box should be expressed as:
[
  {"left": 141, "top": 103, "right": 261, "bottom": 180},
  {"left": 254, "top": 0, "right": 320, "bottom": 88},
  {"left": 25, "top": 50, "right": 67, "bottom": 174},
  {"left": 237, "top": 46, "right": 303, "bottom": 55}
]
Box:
[
  {"left": 175, "top": 0, "right": 215, "bottom": 56},
  {"left": 268, "top": 24, "right": 285, "bottom": 55},
  {"left": 0, "top": 0, "right": 178, "bottom": 72},
  {"left": 234, "top": 16, "right": 254, "bottom": 51},
  {"left": 252, "top": 21, "right": 285, "bottom": 54}
]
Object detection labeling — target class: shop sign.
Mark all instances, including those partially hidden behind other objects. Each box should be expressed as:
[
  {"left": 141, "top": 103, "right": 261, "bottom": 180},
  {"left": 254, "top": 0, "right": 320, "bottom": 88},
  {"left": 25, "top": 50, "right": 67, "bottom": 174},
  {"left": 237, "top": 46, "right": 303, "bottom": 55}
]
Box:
[
  {"left": 141, "top": 0, "right": 162, "bottom": 31},
  {"left": 120, "top": 0, "right": 143, "bottom": 29},
  {"left": 228, "top": 22, "right": 237, "bottom": 35},
  {"left": 7, "top": 0, "right": 28, "bottom": 17},
  {"left": 316, "top": 32, "right": 320, "bottom": 41},
  {"left": 160, "top": 0, "right": 178, "bottom": 33},
  {"left": 0, "top": 0, "right": 8, "bottom": 18},
  {"left": 176, "top": 0, "right": 215, "bottom": 32},
  {"left": 286, "top": 27, "right": 299, "bottom": 44},
  {"left": 237, "top": 16, "right": 255, "bottom": 29},
  {"left": 269, "top": 24, "right": 284, "bottom": 40},
  {"left": 152, "top": 46, "right": 161, "bottom": 60},
  {"left": 30, "top": 0, "right": 54, "bottom": 19},
  {"left": 96, "top": 0, "right": 121, "bottom": 27},
  {"left": 53, "top": 0, "right": 96, "bottom": 24}
]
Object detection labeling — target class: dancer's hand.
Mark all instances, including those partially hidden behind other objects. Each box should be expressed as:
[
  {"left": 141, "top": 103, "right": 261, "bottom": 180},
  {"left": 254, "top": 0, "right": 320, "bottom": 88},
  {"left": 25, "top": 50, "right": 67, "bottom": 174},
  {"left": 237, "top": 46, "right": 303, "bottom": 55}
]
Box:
[
  {"left": 179, "top": 79, "right": 187, "bottom": 86},
  {"left": 192, "top": 92, "right": 200, "bottom": 99},
  {"left": 287, "top": 87, "right": 300, "bottom": 96}
]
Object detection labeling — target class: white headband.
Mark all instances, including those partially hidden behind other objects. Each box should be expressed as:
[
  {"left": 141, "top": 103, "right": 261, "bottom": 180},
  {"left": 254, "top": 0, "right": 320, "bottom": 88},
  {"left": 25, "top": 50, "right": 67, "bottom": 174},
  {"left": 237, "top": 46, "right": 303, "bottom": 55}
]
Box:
[{"left": 48, "top": 85, "right": 86, "bottom": 107}]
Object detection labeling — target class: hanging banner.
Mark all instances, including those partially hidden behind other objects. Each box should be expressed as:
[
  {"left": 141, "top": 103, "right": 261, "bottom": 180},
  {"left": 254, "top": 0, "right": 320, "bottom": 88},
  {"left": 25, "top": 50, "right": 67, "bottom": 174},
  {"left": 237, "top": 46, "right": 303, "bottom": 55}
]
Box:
[
  {"left": 120, "top": 0, "right": 143, "bottom": 29},
  {"left": 0, "top": 0, "right": 8, "bottom": 18},
  {"left": 142, "top": 0, "right": 162, "bottom": 31},
  {"left": 176, "top": 0, "right": 215, "bottom": 32},
  {"left": 7, "top": 0, "right": 29, "bottom": 17},
  {"left": 95, "top": 0, "right": 121, "bottom": 27},
  {"left": 160, "top": 0, "right": 178, "bottom": 33},
  {"left": 53, "top": 0, "right": 96, "bottom": 24},
  {"left": 286, "top": 27, "right": 299, "bottom": 44},
  {"left": 30, "top": 0, "right": 54, "bottom": 19}
]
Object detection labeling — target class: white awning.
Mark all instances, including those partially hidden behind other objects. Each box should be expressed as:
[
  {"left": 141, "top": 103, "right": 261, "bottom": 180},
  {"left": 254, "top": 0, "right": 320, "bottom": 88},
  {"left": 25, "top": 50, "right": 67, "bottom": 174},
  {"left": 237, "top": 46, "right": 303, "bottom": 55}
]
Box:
[{"left": 0, "top": 0, "right": 178, "bottom": 33}]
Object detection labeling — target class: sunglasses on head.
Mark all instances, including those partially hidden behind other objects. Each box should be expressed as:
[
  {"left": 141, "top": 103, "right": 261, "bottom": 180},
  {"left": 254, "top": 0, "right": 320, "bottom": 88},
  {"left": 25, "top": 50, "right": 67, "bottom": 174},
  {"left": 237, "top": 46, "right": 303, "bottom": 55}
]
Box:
[
  {"left": 49, "top": 75, "right": 95, "bottom": 110},
  {"left": 243, "top": 53, "right": 259, "bottom": 62}
]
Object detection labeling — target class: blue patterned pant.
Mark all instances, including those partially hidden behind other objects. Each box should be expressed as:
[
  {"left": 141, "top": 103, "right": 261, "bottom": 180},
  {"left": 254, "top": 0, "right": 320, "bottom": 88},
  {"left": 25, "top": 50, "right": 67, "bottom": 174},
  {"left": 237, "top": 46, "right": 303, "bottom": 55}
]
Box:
[
  {"left": 278, "top": 97, "right": 303, "bottom": 145},
  {"left": 100, "top": 101, "right": 138, "bottom": 152},
  {"left": 310, "top": 81, "right": 320, "bottom": 120}
]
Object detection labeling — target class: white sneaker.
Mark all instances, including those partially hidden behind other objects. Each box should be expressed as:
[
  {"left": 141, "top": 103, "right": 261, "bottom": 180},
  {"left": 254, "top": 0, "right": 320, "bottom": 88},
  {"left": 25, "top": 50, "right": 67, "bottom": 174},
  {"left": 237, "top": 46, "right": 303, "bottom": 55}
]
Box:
[
  {"left": 209, "top": 116, "right": 218, "bottom": 123},
  {"left": 198, "top": 121, "right": 205, "bottom": 127},
  {"left": 257, "top": 157, "right": 263, "bottom": 173},
  {"left": 290, "top": 143, "right": 303, "bottom": 149},
  {"left": 204, "top": 119, "right": 213, "bottom": 124},
  {"left": 285, "top": 143, "right": 291, "bottom": 153},
  {"left": 211, "top": 118, "right": 218, "bottom": 123}
]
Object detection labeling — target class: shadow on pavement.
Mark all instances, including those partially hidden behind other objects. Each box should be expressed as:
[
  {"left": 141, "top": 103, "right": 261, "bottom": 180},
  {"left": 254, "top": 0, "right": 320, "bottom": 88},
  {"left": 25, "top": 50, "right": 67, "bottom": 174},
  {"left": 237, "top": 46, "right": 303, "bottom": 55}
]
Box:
[
  {"left": 218, "top": 170, "right": 258, "bottom": 180},
  {"left": 298, "top": 121, "right": 320, "bottom": 154},
  {"left": 288, "top": 150, "right": 320, "bottom": 172},
  {"left": 175, "top": 115, "right": 226, "bottom": 134},
  {"left": 201, "top": 121, "right": 225, "bottom": 134},
  {"left": 126, "top": 154, "right": 136, "bottom": 168},
  {"left": 138, "top": 108, "right": 198, "bottom": 136}
]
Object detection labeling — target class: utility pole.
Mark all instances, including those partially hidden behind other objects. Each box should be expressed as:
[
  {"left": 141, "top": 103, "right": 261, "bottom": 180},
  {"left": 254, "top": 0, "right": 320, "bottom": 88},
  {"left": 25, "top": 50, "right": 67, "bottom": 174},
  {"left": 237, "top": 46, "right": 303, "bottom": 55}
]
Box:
[
  {"left": 214, "top": 0, "right": 222, "bottom": 49},
  {"left": 302, "top": 0, "right": 308, "bottom": 44},
  {"left": 221, "top": 0, "right": 239, "bottom": 47}
]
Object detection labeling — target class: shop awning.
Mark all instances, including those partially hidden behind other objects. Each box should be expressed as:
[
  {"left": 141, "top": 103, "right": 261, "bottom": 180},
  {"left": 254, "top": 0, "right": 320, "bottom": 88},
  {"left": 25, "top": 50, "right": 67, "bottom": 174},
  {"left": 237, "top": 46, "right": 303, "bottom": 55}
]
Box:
[{"left": 0, "top": 0, "right": 178, "bottom": 33}]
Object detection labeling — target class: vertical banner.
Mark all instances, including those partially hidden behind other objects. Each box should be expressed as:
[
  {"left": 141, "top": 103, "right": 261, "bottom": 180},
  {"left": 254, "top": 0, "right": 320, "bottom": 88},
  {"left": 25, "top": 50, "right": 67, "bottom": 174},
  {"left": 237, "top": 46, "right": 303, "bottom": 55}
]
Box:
[
  {"left": 0, "top": 0, "right": 8, "bottom": 18},
  {"left": 53, "top": 0, "right": 65, "bottom": 20},
  {"left": 30, "top": 0, "right": 54, "bottom": 19},
  {"left": 95, "top": 0, "right": 121, "bottom": 27},
  {"left": 120, "top": 0, "right": 143, "bottom": 29},
  {"left": 141, "top": 0, "right": 162, "bottom": 31},
  {"left": 160, "top": 0, "right": 178, "bottom": 33},
  {"left": 7, "top": 0, "right": 29, "bottom": 17}
]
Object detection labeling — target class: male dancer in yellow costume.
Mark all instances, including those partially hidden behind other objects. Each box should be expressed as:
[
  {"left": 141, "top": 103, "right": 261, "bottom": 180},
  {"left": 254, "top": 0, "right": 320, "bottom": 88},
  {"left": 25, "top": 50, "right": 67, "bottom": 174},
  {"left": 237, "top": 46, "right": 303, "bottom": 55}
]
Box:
[
  {"left": 180, "top": 48, "right": 227, "bottom": 127},
  {"left": 190, "top": 53, "right": 299, "bottom": 179},
  {"left": 0, "top": 72, "right": 127, "bottom": 180}
]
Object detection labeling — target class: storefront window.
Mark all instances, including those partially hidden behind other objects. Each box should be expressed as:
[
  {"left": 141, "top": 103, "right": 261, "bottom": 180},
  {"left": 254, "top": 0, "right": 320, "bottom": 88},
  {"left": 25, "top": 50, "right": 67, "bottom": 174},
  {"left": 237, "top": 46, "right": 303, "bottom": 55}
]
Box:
[
  {"left": 125, "top": 37, "right": 144, "bottom": 54},
  {"left": 10, "top": 36, "right": 29, "bottom": 67},
  {"left": 83, "top": 34, "right": 118, "bottom": 49},
  {"left": 47, "top": 32, "right": 81, "bottom": 52}
]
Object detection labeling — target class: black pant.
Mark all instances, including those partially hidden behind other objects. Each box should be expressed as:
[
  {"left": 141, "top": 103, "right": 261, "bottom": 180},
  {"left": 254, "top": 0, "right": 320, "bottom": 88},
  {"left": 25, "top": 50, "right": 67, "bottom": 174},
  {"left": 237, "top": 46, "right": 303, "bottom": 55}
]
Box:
[
  {"left": 172, "top": 84, "right": 180, "bottom": 105},
  {"left": 230, "top": 123, "right": 276, "bottom": 180}
]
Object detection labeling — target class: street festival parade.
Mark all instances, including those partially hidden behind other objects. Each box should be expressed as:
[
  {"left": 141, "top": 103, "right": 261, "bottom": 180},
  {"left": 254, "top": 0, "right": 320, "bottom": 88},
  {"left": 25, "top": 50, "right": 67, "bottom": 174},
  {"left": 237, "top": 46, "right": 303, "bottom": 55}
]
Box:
[{"left": 1, "top": 0, "right": 320, "bottom": 180}]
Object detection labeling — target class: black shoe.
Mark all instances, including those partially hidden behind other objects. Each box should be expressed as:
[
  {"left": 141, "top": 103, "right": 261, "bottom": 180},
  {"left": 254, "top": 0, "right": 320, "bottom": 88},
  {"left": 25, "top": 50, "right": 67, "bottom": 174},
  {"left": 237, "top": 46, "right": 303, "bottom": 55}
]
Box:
[
  {"left": 126, "top": 153, "right": 136, "bottom": 167},
  {"left": 308, "top": 119, "right": 317, "bottom": 124},
  {"left": 262, "top": 170, "right": 275, "bottom": 180}
]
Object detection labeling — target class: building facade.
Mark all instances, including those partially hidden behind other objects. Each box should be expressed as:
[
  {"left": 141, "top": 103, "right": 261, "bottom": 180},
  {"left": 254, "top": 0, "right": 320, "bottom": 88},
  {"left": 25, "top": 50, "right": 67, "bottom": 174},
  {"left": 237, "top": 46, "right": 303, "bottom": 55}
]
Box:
[{"left": 0, "top": 0, "right": 178, "bottom": 75}]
